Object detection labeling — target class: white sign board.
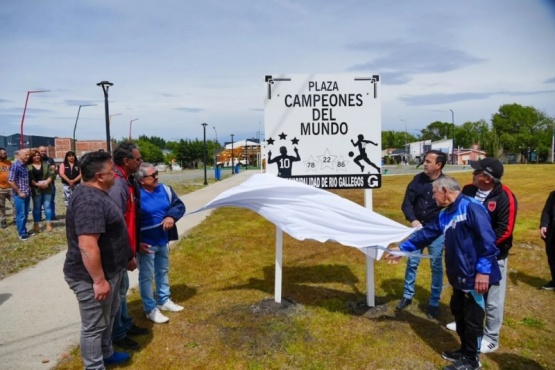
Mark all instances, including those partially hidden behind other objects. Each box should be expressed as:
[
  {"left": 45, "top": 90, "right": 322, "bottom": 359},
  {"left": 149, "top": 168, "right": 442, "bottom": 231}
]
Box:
[{"left": 264, "top": 74, "right": 382, "bottom": 189}]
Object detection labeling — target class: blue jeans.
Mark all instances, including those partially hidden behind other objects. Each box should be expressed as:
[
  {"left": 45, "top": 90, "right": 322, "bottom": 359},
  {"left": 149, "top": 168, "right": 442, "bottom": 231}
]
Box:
[
  {"left": 13, "top": 194, "right": 31, "bottom": 237},
  {"left": 32, "top": 193, "right": 52, "bottom": 222},
  {"left": 403, "top": 234, "right": 444, "bottom": 306},
  {"left": 111, "top": 271, "right": 133, "bottom": 340},
  {"left": 137, "top": 244, "right": 171, "bottom": 313},
  {"left": 65, "top": 269, "right": 124, "bottom": 370},
  {"left": 50, "top": 183, "right": 57, "bottom": 218}
]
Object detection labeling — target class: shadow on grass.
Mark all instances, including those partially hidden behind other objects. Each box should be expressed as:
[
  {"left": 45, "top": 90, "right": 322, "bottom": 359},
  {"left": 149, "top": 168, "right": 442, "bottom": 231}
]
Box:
[
  {"left": 486, "top": 352, "right": 546, "bottom": 370},
  {"left": 508, "top": 269, "right": 549, "bottom": 290}
]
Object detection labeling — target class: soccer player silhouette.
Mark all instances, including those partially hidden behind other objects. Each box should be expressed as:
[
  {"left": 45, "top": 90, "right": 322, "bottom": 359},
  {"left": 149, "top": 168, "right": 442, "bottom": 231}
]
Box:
[
  {"left": 268, "top": 146, "right": 301, "bottom": 178},
  {"left": 351, "top": 134, "right": 380, "bottom": 173}
]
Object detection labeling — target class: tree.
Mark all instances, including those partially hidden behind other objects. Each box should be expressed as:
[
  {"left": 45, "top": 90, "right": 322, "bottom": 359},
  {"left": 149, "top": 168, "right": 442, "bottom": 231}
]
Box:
[
  {"left": 492, "top": 103, "right": 547, "bottom": 161},
  {"left": 136, "top": 140, "right": 164, "bottom": 163},
  {"left": 138, "top": 135, "right": 166, "bottom": 149},
  {"left": 420, "top": 121, "right": 453, "bottom": 142}
]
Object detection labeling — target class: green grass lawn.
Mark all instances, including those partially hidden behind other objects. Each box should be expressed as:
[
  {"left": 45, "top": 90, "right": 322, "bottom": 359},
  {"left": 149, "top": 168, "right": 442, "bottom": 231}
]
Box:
[{"left": 47, "top": 165, "right": 555, "bottom": 369}]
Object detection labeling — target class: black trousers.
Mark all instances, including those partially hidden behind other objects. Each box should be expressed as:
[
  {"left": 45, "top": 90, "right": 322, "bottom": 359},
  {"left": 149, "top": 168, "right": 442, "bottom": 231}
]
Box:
[
  {"left": 450, "top": 288, "right": 488, "bottom": 357},
  {"left": 546, "top": 241, "right": 555, "bottom": 281}
]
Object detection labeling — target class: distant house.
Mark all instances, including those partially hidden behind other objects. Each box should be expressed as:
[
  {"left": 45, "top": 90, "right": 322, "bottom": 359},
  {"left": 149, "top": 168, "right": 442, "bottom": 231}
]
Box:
[{"left": 455, "top": 144, "right": 486, "bottom": 165}]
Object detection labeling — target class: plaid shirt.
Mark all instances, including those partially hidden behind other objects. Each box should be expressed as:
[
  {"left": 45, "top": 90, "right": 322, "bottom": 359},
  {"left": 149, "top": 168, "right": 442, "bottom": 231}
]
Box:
[{"left": 7, "top": 159, "right": 30, "bottom": 196}]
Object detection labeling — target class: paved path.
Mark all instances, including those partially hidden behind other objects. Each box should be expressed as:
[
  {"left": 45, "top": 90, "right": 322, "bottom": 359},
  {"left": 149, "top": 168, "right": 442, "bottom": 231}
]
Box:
[{"left": 0, "top": 170, "right": 256, "bottom": 370}]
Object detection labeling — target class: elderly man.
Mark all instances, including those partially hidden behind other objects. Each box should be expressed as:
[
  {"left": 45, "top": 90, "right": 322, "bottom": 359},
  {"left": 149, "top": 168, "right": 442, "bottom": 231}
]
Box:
[
  {"left": 63, "top": 151, "right": 132, "bottom": 368},
  {"left": 388, "top": 176, "right": 501, "bottom": 370},
  {"left": 397, "top": 150, "right": 446, "bottom": 319},
  {"left": 136, "top": 163, "right": 186, "bottom": 323},
  {"left": 445, "top": 158, "right": 518, "bottom": 355},
  {"left": 109, "top": 141, "right": 148, "bottom": 350},
  {"left": 7, "top": 149, "right": 33, "bottom": 240},
  {"left": 0, "top": 147, "right": 13, "bottom": 228}
]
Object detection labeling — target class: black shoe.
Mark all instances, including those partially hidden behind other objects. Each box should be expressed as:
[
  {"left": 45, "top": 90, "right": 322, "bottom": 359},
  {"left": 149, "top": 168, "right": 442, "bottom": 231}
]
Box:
[
  {"left": 113, "top": 336, "right": 140, "bottom": 350},
  {"left": 442, "top": 349, "right": 465, "bottom": 362},
  {"left": 443, "top": 358, "right": 481, "bottom": 370},
  {"left": 27, "top": 230, "right": 35, "bottom": 236},
  {"left": 18, "top": 234, "right": 31, "bottom": 241},
  {"left": 427, "top": 305, "right": 439, "bottom": 319},
  {"left": 542, "top": 281, "right": 555, "bottom": 290},
  {"left": 396, "top": 297, "right": 412, "bottom": 310},
  {"left": 127, "top": 324, "right": 149, "bottom": 336},
  {"left": 1, "top": 220, "right": 7, "bottom": 228}
]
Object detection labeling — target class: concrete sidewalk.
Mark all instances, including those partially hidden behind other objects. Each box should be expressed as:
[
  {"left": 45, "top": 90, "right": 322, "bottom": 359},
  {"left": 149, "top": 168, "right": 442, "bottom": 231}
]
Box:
[{"left": 0, "top": 170, "right": 255, "bottom": 370}]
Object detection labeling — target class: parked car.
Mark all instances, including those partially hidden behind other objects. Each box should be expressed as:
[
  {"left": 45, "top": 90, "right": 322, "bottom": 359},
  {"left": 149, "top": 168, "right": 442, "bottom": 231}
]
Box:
[
  {"left": 171, "top": 163, "right": 183, "bottom": 171},
  {"left": 155, "top": 163, "right": 167, "bottom": 172}
]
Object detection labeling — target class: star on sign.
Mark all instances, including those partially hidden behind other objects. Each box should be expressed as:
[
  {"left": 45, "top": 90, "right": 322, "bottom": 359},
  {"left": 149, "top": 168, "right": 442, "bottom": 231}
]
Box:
[
  {"left": 303, "top": 156, "right": 318, "bottom": 172},
  {"left": 317, "top": 149, "right": 337, "bottom": 170},
  {"left": 291, "top": 137, "right": 299, "bottom": 145},
  {"left": 278, "top": 132, "right": 287, "bottom": 140},
  {"left": 266, "top": 137, "right": 275, "bottom": 145},
  {"left": 335, "top": 155, "right": 348, "bottom": 172}
]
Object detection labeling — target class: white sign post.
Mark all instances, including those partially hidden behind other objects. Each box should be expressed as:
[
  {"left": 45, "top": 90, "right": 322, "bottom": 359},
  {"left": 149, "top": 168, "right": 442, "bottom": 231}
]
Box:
[{"left": 264, "top": 74, "right": 382, "bottom": 305}]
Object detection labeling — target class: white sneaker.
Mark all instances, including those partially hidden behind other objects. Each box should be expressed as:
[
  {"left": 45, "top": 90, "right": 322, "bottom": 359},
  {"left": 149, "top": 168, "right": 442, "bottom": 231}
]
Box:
[
  {"left": 480, "top": 338, "right": 499, "bottom": 353},
  {"left": 147, "top": 308, "right": 169, "bottom": 324},
  {"left": 157, "top": 299, "right": 184, "bottom": 312},
  {"left": 446, "top": 322, "right": 457, "bottom": 331}
]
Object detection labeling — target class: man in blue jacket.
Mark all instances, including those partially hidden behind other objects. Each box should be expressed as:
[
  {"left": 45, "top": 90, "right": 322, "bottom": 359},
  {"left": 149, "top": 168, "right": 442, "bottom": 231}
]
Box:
[
  {"left": 136, "top": 163, "right": 186, "bottom": 324},
  {"left": 387, "top": 176, "right": 501, "bottom": 370}
]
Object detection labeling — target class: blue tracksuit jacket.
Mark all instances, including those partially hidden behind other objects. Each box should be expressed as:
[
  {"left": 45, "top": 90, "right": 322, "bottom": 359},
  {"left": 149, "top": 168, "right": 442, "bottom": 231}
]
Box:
[{"left": 400, "top": 193, "right": 501, "bottom": 291}]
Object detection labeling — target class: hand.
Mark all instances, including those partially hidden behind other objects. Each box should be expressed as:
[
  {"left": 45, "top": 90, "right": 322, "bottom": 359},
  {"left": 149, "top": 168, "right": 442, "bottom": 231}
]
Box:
[
  {"left": 161, "top": 217, "right": 175, "bottom": 231},
  {"left": 268, "top": 150, "right": 272, "bottom": 156},
  {"left": 410, "top": 220, "right": 422, "bottom": 228},
  {"left": 127, "top": 257, "right": 137, "bottom": 271},
  {"left": 140, "top": 243, "right": 153, "bottom": 254},
  {"left": 385, "top": 245, "right": 402, "bottom": 264},
  {"left": 540, "top": 226, "right": 547, "bottom": 239},
  {"left": 374, "top": 142, "right": 378, "bottom": 146},
  {"left": 93, "top": 279, "right": 110, "bottom": 301},
  {"left": 474, "top": 273, "right": 490, "bottom": 294},
  {"left": 18, "top": 191, "right": 26, "bottom": 199},
  {"left": 294, "top": 147, "right": 298, "bottom": 153}
]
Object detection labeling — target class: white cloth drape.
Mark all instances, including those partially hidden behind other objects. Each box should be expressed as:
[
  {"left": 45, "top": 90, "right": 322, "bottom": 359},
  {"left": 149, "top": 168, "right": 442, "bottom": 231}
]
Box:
[{"left": 193, "top": 174, "right": 415, "bottom": 259}]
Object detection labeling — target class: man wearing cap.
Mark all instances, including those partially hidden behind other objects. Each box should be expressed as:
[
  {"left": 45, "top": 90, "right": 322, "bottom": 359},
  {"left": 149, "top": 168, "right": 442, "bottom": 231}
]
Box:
[{"left": 445, "top": 157, "right": 518, "bottom": 354}]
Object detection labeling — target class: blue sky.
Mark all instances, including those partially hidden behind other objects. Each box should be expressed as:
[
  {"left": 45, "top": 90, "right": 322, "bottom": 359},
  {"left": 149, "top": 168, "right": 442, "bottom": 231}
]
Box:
[{"left": 1, "top": 0, "right": 554, "bottom": 144}]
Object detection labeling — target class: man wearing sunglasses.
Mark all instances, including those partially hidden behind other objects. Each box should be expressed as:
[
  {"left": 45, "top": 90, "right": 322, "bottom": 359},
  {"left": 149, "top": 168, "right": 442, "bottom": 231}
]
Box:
[
  {"left": 445, "top": 157, "right": 518, "bottom": 355},
  {"left": 136, "top": 163, "right": 185, "bottom": 324}
]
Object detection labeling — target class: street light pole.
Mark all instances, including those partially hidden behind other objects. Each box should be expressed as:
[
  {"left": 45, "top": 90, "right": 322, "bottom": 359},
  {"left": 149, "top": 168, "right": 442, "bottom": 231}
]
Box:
[
  {"left": 400, "top": 118, "right": 407, "bottom": 163},
  {"left": 129, "top": 118, "right": 138, "bottom": 140},
  {"left": 213, "top": 126, "right": 218, "bottom": 144},
  {"left": 109, "top": 113, "right": 122, "bottom": 126},
  {"left": 202, "top": 123, "right": 208, "bottom": 185},
  {"left": 20, "top": 90, "right": 50, "bottom": 148},
  {"left": 97, "top": 81, "right": 114, "bottom": 152},
  {"left": 231, "top": 134, "right": 235, "bottom": 174},
  {"left": 72, "top": 104, "right": 97, "bottom": 153},
  {"left": 450, "top": 109, "right": 455, "bottom": 165},
  {"left": 552, "top": 120, "right": 554, "bottom": 163}
]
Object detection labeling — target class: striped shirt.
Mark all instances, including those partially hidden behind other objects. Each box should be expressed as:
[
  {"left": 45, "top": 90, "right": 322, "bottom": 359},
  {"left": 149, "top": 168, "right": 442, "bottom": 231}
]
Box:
[{"left": 7, "top": 160, "right": 31, "bottom": 196}]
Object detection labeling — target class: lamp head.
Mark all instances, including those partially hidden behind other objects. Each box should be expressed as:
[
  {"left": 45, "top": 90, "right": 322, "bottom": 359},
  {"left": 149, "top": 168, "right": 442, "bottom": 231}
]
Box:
[{"left": 96, "top": 81, "right": 114, "bottom": 95}]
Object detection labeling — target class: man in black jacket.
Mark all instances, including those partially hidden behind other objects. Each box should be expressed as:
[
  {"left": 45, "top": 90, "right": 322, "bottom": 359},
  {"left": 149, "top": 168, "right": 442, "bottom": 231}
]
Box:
[
  {"left": 446, "top": 157, "right": 518, "bottom": 355},
  {"left": 539, "top": 191, "right": 555, "bottom": 289},
  {"left": 398, "top": 150, "right": 446, "bottom": 319}
]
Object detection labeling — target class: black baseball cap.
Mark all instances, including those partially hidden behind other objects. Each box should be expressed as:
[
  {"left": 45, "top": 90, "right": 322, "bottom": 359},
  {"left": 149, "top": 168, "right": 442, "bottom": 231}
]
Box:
[{"left": 469, "top": 158, "right": 504, "bottom": 180}]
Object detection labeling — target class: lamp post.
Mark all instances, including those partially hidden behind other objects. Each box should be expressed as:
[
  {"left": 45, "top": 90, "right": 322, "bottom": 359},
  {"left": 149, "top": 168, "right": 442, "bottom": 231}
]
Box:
[
  {"left": 552, "top": 120, "right": 554, "bottom": 163},
  {"left": 244, "top": 139, "right": 248, "bottom": 171},
  {"left": 449, "top": 109, "right": 455, "bottom": 165},
  {"left": 97, "top": 81, "right": 114, "bottom": 152},
  {"left": 20, "top": 90, "right": 50, "bottom": 148},
  {"left": 231, "top": 134, "right": 235, "bottom": 174},
  {"left": 202, "top": 123, "right": 208, "bottom": 185},
  {"left": 72, "top": 104, "right": 97, "bottom": 153},
  {"left": 129, "top": 118, "right": 138, "bottom": 140},
  {"left": 213, "top": 126, "right": 218, "bottom": 144},
  {"left": 109, "top": 113, "right": 122, "bottom": 126},
  {"left": 400, "top": 118, "right": 407, "bottom": 163}
]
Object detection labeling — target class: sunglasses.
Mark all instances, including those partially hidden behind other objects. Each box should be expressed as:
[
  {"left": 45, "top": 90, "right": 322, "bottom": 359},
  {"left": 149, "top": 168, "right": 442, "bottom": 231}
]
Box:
[{"left": 144, "top": 171, "right": 159, "bottom": 179}]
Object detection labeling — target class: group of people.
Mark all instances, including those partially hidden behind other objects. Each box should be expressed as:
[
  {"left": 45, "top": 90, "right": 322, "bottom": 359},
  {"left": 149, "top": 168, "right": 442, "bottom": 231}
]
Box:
[
  {"left": 63, "top": 142, "right": 186, "bottom": 369},
  {"left": 0, "top": 146, "right": 82, "bottom": 239},
  {"left": 388, "top": 151, "right": 526, "bottom": 369}
]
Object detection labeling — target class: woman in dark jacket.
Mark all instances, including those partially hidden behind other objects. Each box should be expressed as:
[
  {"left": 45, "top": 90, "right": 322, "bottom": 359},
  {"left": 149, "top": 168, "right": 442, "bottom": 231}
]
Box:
[
  {"left": 540, "top": 191, "right": 555, "bottom": 290},
  {"left": 27, "top": 149, "right": 55, "bottom": 232},
  {"left": 58, "top": 151, "right": 82, "bottom": 206}
]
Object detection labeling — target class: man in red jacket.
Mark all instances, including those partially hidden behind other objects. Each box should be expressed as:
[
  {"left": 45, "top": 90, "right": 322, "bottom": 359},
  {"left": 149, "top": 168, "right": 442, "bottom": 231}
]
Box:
[
  {"left": 445, "top": 158, "right": 517, "bottom": 354},
  {"left": 109, "top": 142, "right": 148, "bottom": 350}
]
